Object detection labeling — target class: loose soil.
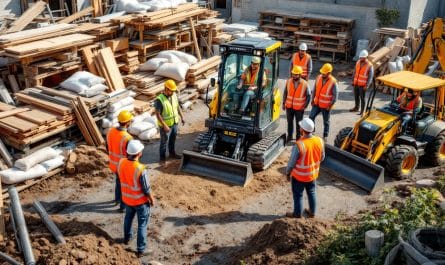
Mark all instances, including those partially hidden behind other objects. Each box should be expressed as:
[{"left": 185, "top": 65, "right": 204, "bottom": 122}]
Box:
[
  {"left": 1, "top": 213, "right": 138, "bottom": 265},
  {"left": 230, "top": 218, "right": 332, "bottom": 265}
]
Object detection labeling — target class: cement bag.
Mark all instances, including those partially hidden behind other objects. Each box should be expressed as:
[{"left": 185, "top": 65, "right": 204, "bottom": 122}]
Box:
[
  {"left": 41, "top": 155, "right": 65, "bottom": 171},
  {"left": 79, "top": 83, "right": 108, "bottom": 98},
  {"left": 233, "top": 33, "right": 246, "bottom": 39},
  {"left": 138, "top": 127, "right": 158, "bottom": 140},
  {"left": 109, "top": 97, "right": 135, "bottom": 113},
  {"left": 15, "top": 147, "right": 59, "bottom": 171},
  {"left": 143, "top": 115, "right": 157, "bottom": 126},
  {"left": 166, "top": 51, "right": 197, "bottom": 66},
  {"left": 395, "top": 57, "right": 403, "bottom": 71},
  {"left": 116, "top": 0, "right": 148, "bottom": 12},
  {"left": 129, "top": 121, "right": 155, "bottom": 135},
  {"left": 155, "top": 62, "right": 189, "bottom": 81},
  {"left": 246, "top": 31, "right": 269, "bottom": 39},
  {"left": 108, "top": 104, "right": 134, "bottom": 119},
  {"left": 71, "top": 71, "right": 105, "bottom": 86},
  {"left": 102, "top": 118, "right": 113, "bottom": 128},
  {"left": 132, "top": 112, "right": 151, "bottom": 124},
  {"left": 388, "top": 61, "right": 398, "bottom": 73},
  {"left": 385, "top": 37, "right": 395, "bottom": 48},
  {"left": 0, "top": 164, "right": 47, "bottom": 184},
  {"left": 60, "top": 79, "right": 89, "bottom": 93},
  {"left": 139, "top": 58, "right": 168, "bottom": 71},
  {"left": 155, "top": 52, "right": 182, "bottom": 64}
]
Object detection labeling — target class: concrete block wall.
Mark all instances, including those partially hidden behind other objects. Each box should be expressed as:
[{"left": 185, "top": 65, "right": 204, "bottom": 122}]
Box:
[
  {"left": 407, "top": 0, "right": 441, "bottom": 28},
  {"left": 0, "top": 0, "right": 21, "bottom": 16}
]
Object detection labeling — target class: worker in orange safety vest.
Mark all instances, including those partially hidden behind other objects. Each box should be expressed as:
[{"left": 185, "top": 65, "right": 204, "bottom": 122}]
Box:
[
  {"left": 396, "top": 88, "right": 422, "bottom": 134},
  {"left": 349, "top": 49, "right": 374, "bottom": 115},
  {"left": 107, "top": 110, "right": 134, "bottom": 212},
  {"left": 309, "top": 63, "right": 338, "bottom": 142},
  {"left": 118, "top": 139, "right": 154, "bottom": 258},
  {"left": 283, "top": 65, "right": 311, "bottom": 142},
  {"left": 289, "top": 43, "right": 312, "bottom": 80},
  {"left": 285, "top": 118, "right": 324, "bottom": 218}
]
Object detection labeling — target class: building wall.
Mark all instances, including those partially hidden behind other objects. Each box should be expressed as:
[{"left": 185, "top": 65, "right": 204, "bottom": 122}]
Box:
[
  {"left": 0, "top": 0, "right": 21, "bottom": 16},
  {"left": 407, "top": 0, "right": 440, "bottom": 28}
]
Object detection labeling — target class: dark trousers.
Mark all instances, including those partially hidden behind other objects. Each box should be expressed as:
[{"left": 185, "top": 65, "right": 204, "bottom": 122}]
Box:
[
  {"left": 291, "top": 177, "right": 316, "bottom": 217},
  {"left": 309, "top": 105, "right": 331, "bottom": 138},
  {"left": 159, "top": 124, "right": 178, "bottom": 161},
  {"left": 353, "top": 86, "right": 366, "bottom": 113},
  {"left": 286, "top": 108, "right": 304, "bottom": 140},
  {"left": 115, "top": 173, "right": 124, "bottom": 210}
]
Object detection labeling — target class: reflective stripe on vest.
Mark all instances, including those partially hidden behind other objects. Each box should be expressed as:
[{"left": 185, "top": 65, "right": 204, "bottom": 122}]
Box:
[
  {"left": 118, "top": 158, "right": 149, "bottom": 206},
  {"left": 292, "top": 53, "right": 311, "bottom": 78},
  {"left": 107, "top": 127, "right": 132, "bottom": 173},
  {"left": 156, "top": 93, "right": 179, "bottom": 127},
  {"left": 314, "top": 75, "right": 336, "bottom": 109},
  {"left": 353, "top": 60, "right": 372, "bottom": 87},
  {"left": 285, "top": 79, "right": 308, "bottom": 110},
  {"left": 291, "top": 136, "right": 324, "bottom": 182}
]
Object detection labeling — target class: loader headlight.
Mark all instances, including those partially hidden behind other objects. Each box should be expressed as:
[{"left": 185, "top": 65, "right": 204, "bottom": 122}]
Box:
[
  {"left": 253, "top": 49, "right": 263, "bottom": 56},
  {"left": 220, "top": 46, "right": 227, "bottom": 53}
]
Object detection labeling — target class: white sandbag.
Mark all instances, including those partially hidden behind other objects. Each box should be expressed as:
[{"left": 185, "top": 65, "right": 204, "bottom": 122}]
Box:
[
  {"left": 15, "top": 147, "right": 59, "bottom": 171},
  {"left": 71, "top": 71, "right": 105, "bottom": 86},
  {"left": 129, "top": 121, "right": 155, "bottom": 135},
  {"left": 138, "top": 127, "right": 158, "bottom": 140},
  {"left": 385, "top": 37, "right": 395, "bottom": 48},
  {"left": 246, "top": 31, "right": 269, "bottom": 39},
  {"left": 108, "top": 104, "right": 134, "bottom": 119},
  {"left": 182, "top": 101, "right": 193, "bottom": 110},
  {"left": 395, "top": 57, "right": 403, "bottom": 71},
  {"left": 155, "top": 52, "right": 182, "bottom": 64},
  {"left": 139, "top": 58, "right": 168, "bottom": 71},
  {"left": 109, "top": 97, "right": 135, "bottom": 113},
  {"left": 0, "top": 164, "right": 47, "bottom": 184},
  {"left": 41, "top": 155, "right": 65, "bottom": 171},
  {"left": 143, "top": 115, "right": 157, "bottom": 126},
  {"left": 60, "top": 79, "right": 89, "bottom": 93},
  {"left": 102, "top": 118, "right": 113, "bottom": 128},
  {"left": 79, "top": 83, "right": 108, "bottom": 97},
  {"left": 388, "top": 61, "right": 398, "bottom": 73},
  {"left": 132, "top": 112, "right": 151, "bottom": 124},
  {"left": 116, "top": 0, "right": 148, "bottom": 12},
  {"left": 103, "top": 127, "right": 111, "bottom": 135},
  {"left": 154, "top": 62, "right": 189, "bottom": 81},
  {"left": 163, "top": 50, "right": 197, "bottom": 66},
  {"left": 129, "top": 91, "right": 136, "bottom": 97},
  {"left": 233, "top": 32, "right": 246, "bottom": 39}
]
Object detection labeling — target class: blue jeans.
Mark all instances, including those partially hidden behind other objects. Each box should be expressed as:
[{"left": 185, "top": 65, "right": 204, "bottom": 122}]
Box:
[
  {"left": 115, "top": 173, "right": 124, "bottom": 210},
  {"left": 286, "top": 108, "right": 304, "bottom": 140},
  {"left": 401, "top": 114, "right": 413, "bottom": 134},
  {"left": 291, "top": 177, "right": 316, "bottom": 217},
  {"left": 159, "top": 124, "right": 178, "bottom": 160},
  {"left": 240, "top": 90, "right": 256, "bottom": 112},
  {"left": 124, "top": 203, "right": 151, "bottom": 253},
  {"left": 309, "top": 105, "right": 331, "bottom": 138}
]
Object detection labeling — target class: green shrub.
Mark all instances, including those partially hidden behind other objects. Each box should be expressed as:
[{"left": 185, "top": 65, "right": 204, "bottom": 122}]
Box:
[{"left": 375, "top": 8, "right": 400, "bottom": 27}]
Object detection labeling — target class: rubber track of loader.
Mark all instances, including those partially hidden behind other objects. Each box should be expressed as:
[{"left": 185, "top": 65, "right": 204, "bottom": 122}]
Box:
[
  {"left": 246, "top": 133, "right": 285, "bottom": 170},
  {"left": 192, "top": 132, "right": 212, "bottom": 152}
]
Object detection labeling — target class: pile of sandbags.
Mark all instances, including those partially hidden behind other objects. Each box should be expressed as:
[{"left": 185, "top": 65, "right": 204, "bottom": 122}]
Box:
[
  {"left": 139, "top": 50, "right": 197, "bottom": 81},
  {"left": 60, "top": 71, "right": 108, "bottom": 97},
  {"left": 0, "top": 147, "right": 65, "bottom": 184},
  {"left": 102, "top": 112, "right": 159, "bottom": 141},
  {"left": 116, "top": 0, "right": 187, "bottom": 13}
]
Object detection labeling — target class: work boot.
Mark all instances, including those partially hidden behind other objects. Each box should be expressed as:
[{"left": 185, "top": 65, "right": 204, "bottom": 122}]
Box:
[
  {"left": 169, "top": 153, "right": 182, "bottom": 160},
  {"left": 136, "top": 249, "right": 153, "bottom": 258},
  {"left": 349, "top": 107, "right": 358, "bottom": 112},
  {"left": 304, "top": 208, "right": 315, "bottom": 218},
  {"left": 285, "top": 212, "right": 302, "bottom": 218}
]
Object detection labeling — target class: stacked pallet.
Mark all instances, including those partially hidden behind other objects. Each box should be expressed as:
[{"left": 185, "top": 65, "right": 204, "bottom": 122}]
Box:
[
  {"left": 186, "top": 56, "right": 221, "bottom": 88},
  {"left": 105, "top": 38, "right": 140, "bottom": 74},
  {"left": 368, "top": 27, "right": 409, "bottom": 53},
  {"left": 196, "top": 18, "right": 225, "bottom": 56}
]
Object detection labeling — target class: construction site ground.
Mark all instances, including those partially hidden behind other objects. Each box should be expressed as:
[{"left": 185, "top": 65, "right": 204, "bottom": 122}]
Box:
[{"left": 5, "top": 60, "right": 439, "bottom": 265}]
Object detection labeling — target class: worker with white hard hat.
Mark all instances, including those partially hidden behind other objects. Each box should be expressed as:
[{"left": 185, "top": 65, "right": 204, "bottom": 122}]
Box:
[
  {"left": 236, "top": 56, "right": 267, "bottom": 115},
  {"left": 285, "top": 117, "right": 324, "bottom": 218},
  {"left": 350, "top": 49, "right": 374, "bottom": 115},
  {"left": 289, "top": 42, "right": 312, "bottom": 80},
  {"left": 309, "top": 63, "right": 338, "bottom": 142},
  {"left": 155, "top": 79, "right": 185, "bottom": 165},
  {"left": 118, "top": 139, "right": 154, "bottom": 257},
  {"left": 283, "top": 65, "right": 311, "bottom": 142},
  {"left": 107, "top": 110, "right": 134, "bottom": 212}
]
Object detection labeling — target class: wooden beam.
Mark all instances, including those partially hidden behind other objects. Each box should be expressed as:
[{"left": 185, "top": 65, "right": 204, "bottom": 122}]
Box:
[
  {"left": 6, "top": 1, "right": 47, "bottom": 33},
  {"left": 58, "top": 6, "right": 94, "bottom": 24},
  {"left": 189, "top": 17, "right": 202, "bottom": 61},
  {"left": 81, "top": 46, "right": 99, "bottom": 76}
]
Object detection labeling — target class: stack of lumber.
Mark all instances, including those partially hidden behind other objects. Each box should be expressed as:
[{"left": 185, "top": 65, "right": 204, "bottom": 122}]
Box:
[
  {"left": 105, "top": 38, "right": 140, "bottom": 74},
  {"left": 71, "top": 97, "right": 104, "bottom": 146},
  {"left": 186, "top": 56, "right": 221, "bottom": 87},
  {"left": 196, "top": 18, "right": 225, "bottom": 56},
  {"left": 6, "top": 1, "right": 47, "bottom": 33},
  {"left": 124, "top": 71, "right": 186, "bottom": 100},
  {"left": 368, "top": 37, "right": 406, "bottom": 77},
  {"left": 368, "top": 27, "right": 409, "bottom": 53}
]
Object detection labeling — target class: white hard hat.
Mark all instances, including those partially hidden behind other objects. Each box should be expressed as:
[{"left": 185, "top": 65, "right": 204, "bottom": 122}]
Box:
[
  {"left": 299, "top": 43, "right": 307, "bottom": 51},
  {"left": 359, "top": 49, "right": 368, "bottom": 58},
  {"left": 299, "top": 117, "right": 315, "bottom": 132},
  {"left": 251, "top": 56, "right": 261, "bottom": 64},
  {"left": 127, "top": 140, "right": 144, "bottom": 155}
]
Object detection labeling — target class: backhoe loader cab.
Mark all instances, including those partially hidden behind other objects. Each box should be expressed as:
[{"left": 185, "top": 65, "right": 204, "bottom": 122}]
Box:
[
  {"left": 180, "top": 38, "right": 285, "bottom": 186},
  {"left": 325, "top": 71, "right": 445, "bottom": 193}
]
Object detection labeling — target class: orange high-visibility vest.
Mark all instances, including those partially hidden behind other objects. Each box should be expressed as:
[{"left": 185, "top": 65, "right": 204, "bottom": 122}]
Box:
[
  {"left": 292, "top": 53, "right": 311, "bottom": 79},
  {"left": 353, "top": 60, "right": 372, "bottom": 87},
  {"left": 291, "top": 136, "right": 324, "bottom": 182},
  {"left": 107, "top": 127, "right": 132, "bottom": 173},
  {"left": 285, "top": 78, "right": 308, "bottom": 110},
  {"left": 397, "top": 92, "right": 420, "bottom": 111},
  {"left": 243, "top": 67, "right": 259, "bottom": 86},
  {"left": 313, "top": 75, "right": 337, "bottom": 109},
  {"left": 118, "top": 158, "right": 149, "bottom": 206}
]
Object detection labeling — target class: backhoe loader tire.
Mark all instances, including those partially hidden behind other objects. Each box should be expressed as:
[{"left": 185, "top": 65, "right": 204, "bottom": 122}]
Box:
[
  {"left": 334, "top": 127, "right": 353, "bottom": 148},
  {"left": 386, "top": 145, "right": 418, "bottom": 180},
  {"left": 192, "top": 132, "right": 212, "bottom": 152},
  {"left": 425, "top": 131, "right": 445, "bottom": 166},
  {"left": 247, "top": 133, "right": 285, "bottom": 170}
]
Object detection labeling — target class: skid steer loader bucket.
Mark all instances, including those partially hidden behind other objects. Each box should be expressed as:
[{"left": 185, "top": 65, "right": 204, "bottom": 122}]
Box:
[
  {"left": 322, "top": 144, "right": 385, "bottom": 193},
  {"left": 180, "top": 150, "right": 253, "bottom": 186}
]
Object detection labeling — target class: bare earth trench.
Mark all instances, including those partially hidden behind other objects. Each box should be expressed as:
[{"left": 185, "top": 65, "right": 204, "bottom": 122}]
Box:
[{"left": 12, "top": 60, "right": 439, "bottom": 265}]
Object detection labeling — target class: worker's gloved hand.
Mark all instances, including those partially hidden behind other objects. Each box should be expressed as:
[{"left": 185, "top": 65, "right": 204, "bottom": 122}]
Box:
[{"left": 163, "top": 124, "right": 170, "bottom": 133}]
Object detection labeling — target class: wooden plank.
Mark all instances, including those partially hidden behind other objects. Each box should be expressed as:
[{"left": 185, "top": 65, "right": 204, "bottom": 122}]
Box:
[
  {"left": 105, "top": 37, "right": 129, "bottom": 52},
  {"left": 0, "top": 116, "right": 39, "bottom": 132},
  {"left": 6, "top": 1, "right": 47, "bottom": 33},
  {"left": 95, "top": 51, "right": 113, "bottom": 91},
  {"left": 58, "top": 6, "right": 94, "bottom": 24},
  {"left": 7, "top": 75, "right": 20, "bottom": 92},
  {"left": 92, "top": 0, "right": 103, "bottom": 17},
  {"left": 0, "top": 108, "right": 29, "bottom": 119},
  {"left": 0, "top": 179, "right": 4, "bottom": 242},
  {"left": 16, "top": 109, "right": 58, "bottom": 125},
  {"left": 97, "top": 47, "right": 125, "bottom": 90},
  {"left": 77, "top": 97, "right": 104, "bottom": 146},
  {"left": 71, "top": 99, "right": 95, "bottom": 145},
  {"left": 81, "top": 46, "right": 99, "bottom": 76},
  {"left": 15, "top": 93, "right": 72, "bottom": 115},
  {"left": 189, "top": 17, "right": 201, "bottom": 61}
]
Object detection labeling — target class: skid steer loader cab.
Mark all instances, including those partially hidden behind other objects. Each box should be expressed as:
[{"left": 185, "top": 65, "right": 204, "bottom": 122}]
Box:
[
  {"left": 181, "top": 38, "right": 286, "bottom": 186},
  {"left": 324, "top": 71, "right": 445, "bottom": 193}
]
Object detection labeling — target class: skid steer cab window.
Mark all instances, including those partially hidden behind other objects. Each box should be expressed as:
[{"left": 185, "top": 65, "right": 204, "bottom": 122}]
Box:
[{"left": 219, "top": 53, "right": 265, "bottom": 121}]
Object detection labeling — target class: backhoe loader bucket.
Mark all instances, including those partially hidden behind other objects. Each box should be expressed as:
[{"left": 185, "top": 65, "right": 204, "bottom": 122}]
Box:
[
  {"left": 180, "top": 150, "right": 253, "bottom": 186},
  {"left": 322, "top": 144, "right": 384, "bottom": 193}
]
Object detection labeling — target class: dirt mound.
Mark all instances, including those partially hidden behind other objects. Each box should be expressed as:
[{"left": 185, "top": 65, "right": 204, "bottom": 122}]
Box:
[
  {"left": 230, "top": 218, "right": 332, "bottom": 265},
  {"left": 1, "top": 213, "right": 138, "bottom": 265},
  {"left": 71, "top": 145, "right": 110, "bottom": 174}
]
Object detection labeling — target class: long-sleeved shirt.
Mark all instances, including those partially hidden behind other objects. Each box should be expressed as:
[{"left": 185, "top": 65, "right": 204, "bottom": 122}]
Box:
[
  {"left": 282, "top": 79, "right": 311, "bottom": 109},
  {"left": 289, "top": 55, "right": 313, "bottom": 78},
  {"left": 351, "top": 61, "right": 374, "bottom": 88},
  {"left": 139, "top": 169, "right": 151, "bottom": 196},
  {"left": 285, "top": 134, "right": 325, "bottom": 176},
  {"left": 311, "top": 77, "right": 339, "bottom": 106}
]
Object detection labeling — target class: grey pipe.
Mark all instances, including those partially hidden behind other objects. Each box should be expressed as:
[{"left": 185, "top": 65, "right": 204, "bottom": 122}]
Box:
[
  {"left": 8, "top": 186, "right": 35, "bottom": 265},
  {"left": 0, "top": 251, "right": 21, "bottom": 265},
  {"left": 32, "top": 201, "right": 65, "bottom": 244}
]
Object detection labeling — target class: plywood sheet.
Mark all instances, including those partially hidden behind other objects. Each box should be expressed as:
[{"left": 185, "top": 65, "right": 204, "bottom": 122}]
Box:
[{"left": 0, "top": 116, "right": 38, "bottom": 132}]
